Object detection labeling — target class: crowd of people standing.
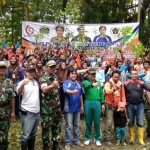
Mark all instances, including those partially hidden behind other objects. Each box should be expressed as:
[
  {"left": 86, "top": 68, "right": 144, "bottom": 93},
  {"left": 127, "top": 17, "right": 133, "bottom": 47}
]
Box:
[{"left": 0, "top": 32, "right": 150, "bottom": 150}]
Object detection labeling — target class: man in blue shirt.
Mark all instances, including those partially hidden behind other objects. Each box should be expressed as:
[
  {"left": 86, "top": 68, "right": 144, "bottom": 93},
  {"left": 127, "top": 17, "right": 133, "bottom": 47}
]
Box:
[
  {"left": 93, "top": 26, "right": 112, "bottom": 47},
  {"left": 63, "top": 67, "right": 84, "bottom": 150}
]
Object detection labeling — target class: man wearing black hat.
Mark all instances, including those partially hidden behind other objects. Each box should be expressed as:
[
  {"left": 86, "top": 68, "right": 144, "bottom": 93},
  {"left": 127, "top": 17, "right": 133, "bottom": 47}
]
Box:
[
  {"left": 71, "top": 25, "right": 92, "bottom": 43},
  {"left": 17, "top": 65, "right": 40, "bottom": 150}
]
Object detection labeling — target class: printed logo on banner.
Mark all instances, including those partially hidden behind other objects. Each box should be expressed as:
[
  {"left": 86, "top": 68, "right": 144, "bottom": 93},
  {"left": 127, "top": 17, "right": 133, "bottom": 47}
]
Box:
[
  {"left": 25, "top": 25, "right": 34, "bottom": 35},
  {"left": 39, "top": 26, "right": 50, "bottom": 34},
  {"left": 110, "top": 27, "right": 120, "bottom": 36}
]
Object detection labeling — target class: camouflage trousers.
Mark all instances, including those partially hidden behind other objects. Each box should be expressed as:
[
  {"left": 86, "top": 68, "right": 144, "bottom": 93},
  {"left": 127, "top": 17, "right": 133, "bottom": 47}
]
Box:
[
  {"left": 145, "top": 109, "right": 150, "bottom": 135},
  {"left": 41, "top": 107, "right": 62, "bottom": 146},
  {"left": 0, "top": 119, "right": 10, "bottom": 150}
]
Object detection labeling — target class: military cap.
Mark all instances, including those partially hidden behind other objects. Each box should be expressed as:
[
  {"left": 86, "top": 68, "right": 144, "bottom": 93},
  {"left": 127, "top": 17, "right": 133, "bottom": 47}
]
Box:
[
  {"left": 77, "top": 24, "right": 85, "bottom": 30},
  {"left": 47, "top": 60, "right": 56, "bottom": 67},
  {"left": 0, "top": 61, "right": 7, "bottom": 67},
  {"left": 87, "top": 68, "right": 96, "bottom": 74},
  {"left": 26, "top": 65, "right": 36, "bottom": 71}
]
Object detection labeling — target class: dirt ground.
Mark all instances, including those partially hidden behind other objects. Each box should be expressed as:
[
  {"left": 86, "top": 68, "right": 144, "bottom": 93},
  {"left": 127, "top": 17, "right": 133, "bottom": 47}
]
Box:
[{"left": 8, "top": 116, "right": 150, "bottom": 150}]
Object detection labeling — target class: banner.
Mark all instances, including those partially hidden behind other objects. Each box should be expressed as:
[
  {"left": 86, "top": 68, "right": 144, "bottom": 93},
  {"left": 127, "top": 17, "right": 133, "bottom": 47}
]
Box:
[{"left": 22, "top": 21, "right": 139, "bottom": 62}]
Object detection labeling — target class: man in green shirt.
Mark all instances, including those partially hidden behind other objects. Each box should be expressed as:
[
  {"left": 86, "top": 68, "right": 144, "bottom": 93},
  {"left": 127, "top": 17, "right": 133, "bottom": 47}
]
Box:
[{"left": 82, "top": 68, "right": 105, "bottom": 147}]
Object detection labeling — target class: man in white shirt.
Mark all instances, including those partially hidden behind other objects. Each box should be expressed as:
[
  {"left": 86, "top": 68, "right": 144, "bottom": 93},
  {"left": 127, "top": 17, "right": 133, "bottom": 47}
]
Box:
[{"left": 17, "top": 65, "right": 40, "bottom": 150}]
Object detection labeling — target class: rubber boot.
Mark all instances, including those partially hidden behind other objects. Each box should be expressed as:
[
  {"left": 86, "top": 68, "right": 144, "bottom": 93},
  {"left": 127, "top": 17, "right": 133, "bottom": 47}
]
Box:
[
  {"left": 138, "top": 127, "right": 145, "bottom": 146},
  {"left": 28, "top": 137, "right": 35, "bottom": 150},
  {"left": 129, "top": 126, "right": 135, "bottom": 144},
  {"left": 52, "top": 141, "right": 61, "bottom": 150},
  {"left": 21, "top": 141, "right": 28, "bottom": 150}
]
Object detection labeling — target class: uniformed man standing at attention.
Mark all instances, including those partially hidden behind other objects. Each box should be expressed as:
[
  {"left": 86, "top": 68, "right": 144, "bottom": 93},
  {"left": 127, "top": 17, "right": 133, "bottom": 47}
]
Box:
[
  {"left": 0, "top": 61, "right": 15, "bottom": 150},
  {"left": 40, "top": 60, "right": 61, "bottom": 150}
]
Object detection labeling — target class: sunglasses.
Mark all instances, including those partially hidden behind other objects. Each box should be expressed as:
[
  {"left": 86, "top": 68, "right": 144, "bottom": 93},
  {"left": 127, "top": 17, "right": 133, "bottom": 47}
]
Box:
[
  {"left": 49, "top": 65, "right": 56, "bottom": 69},
  {"left": 90, "top": 73, "right": 96, "bottom": 75}
]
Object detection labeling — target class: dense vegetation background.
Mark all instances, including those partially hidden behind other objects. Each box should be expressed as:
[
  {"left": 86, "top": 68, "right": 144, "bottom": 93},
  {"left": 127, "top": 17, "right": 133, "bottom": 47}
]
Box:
[{"left": 0, "top": 0, "right": 149, "bottom": 47}]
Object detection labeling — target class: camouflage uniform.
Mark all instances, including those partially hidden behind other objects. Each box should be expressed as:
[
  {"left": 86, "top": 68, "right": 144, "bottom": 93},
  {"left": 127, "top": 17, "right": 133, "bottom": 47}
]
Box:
[
  {"left": 71, "top": 35, "right": 92, "bottom": 43},
  {"left": 0, "top": 78, "right": 15, "bottom": 150},
  {"left": 39, "top": 73, "right": 61, "bottom": 148},
  {"left": 50, "top": 37, "right": 69, "bottom": 48}
]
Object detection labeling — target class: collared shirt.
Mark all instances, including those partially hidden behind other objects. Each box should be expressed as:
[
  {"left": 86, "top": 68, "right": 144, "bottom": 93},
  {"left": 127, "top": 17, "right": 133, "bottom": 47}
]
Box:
[
  {"left": 63, "top": 79, "right": 83, "bottom": 112},
  {"left": 50, "top": 36, "right": 69, "bottom": 45},
  {"left": 71, "top": 35, "right": 92, "bottom": 43},
  {"left": 93, "top": 35, "right": 112, "bottom": 47},
  {"left": 17, "top": 79, "right": 40, "bottom": 113}
]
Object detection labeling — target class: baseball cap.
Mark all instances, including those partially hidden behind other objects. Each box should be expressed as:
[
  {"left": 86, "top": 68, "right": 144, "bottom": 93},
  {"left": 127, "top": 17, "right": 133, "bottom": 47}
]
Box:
[
  {"left": 87, "top": 68, "right": 96, "bottom": 74},
  {"left": 47, "top": 60, "right": 56, "bottom": 67},
  {"left": 26, "top": 65, "right": 36, "bottom": 71},
  {"left": 0, "top": 61, "right": 7, "bottom": 67}
]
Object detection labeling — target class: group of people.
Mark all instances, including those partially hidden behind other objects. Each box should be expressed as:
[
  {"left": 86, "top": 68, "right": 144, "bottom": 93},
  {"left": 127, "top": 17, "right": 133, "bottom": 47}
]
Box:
[{"left": 0, "top": 32, "right": 150, "bottom": 150}]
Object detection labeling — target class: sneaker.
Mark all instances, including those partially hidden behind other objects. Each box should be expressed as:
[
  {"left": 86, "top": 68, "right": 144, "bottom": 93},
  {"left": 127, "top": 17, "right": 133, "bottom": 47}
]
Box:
[
  {"left": 121, "top": 139, "right": 127, "bottom": 146},
  {"left": 116, "top": 139, "right": 121, "bottom": 146},
  {"left": 105, "top": 140, "right": 112, "bottom": 146},
  {"left": 96, "top": 141, "right": 102, "bottom": 147},
  {"left": 65, "top": 145, "right": 70, "bottom": 150},
  {"left": 84, "top": 140, "right": 91, "bottom": 145}
]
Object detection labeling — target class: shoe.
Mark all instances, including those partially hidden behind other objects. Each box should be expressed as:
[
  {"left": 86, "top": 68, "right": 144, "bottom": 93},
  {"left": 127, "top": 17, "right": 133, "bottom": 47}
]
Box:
[
  {"left": 138, "top": 127, "right": 145, "bottom": 146},
  {"left": 105, "top": 140, "right": 112, "bottom": 146},
  {"left": 28, "top": 137, "right": 35, "bottom": 150},
  {"left": 116, "top": 139, "right": 121, "bottom": 146},
  {"left": 84, "top": 140, "right": 91, "bottom": 145},
  {"left": 121, "top": 139, "right": 127, "bottom": 146},
  {"left": 74, "top": 142, "right": 84, "bottom": 147},
  {"left": 52, "top": 141, "right": 61, "bottom": 150},
  {"left": 96, "top": 141, "right": 101, "bottom": 147},
  {"left": 65, "top": 145, "right": 70, "bottom": 150},
  {"left": 129, "top": 126, "right": 135, "bottom": 144}
]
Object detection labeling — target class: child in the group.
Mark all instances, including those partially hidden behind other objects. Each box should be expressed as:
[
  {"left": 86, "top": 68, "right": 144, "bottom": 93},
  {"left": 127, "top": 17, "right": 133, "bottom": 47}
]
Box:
[{"left": 113, "top": 102, "right": 129, "bottom": 146}]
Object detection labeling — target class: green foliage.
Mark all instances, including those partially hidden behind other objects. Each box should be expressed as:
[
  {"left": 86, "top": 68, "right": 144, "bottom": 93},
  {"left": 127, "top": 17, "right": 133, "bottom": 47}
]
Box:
[
  {"left": 0, "top": 0, "right": 149, "bottom": 48},
  {"left": 35, "top": 32, "right": 44, "bottom": 44},
  {"left": 130, "top": 42, "right": 146, "bottom": 57},
  {"left": 119, "top": 26, "right": 133, "bottom": 37}
]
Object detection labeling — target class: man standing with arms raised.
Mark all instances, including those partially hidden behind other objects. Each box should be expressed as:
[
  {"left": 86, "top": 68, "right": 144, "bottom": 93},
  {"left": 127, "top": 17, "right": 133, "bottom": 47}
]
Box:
[{"left": 40, "top": 60, "right": 61, "bottom": 150}]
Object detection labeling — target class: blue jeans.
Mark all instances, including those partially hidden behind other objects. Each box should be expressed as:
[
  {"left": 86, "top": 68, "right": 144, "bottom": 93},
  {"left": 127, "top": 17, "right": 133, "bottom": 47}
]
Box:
[
  {"left": 127, "top": 103, "right": 144, "bottom": 127},
  {"left": 115, "top": 127, "right": 126, "bottom": 139},
  {"left": 20, "top": 111, "right": 40, "bottom": 142},
  {"left": 65, "top": 112, "right": 80, "bottom": 145}
]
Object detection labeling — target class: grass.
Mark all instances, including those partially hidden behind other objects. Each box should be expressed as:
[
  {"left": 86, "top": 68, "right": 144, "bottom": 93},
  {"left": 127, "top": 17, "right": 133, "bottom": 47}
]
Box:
[{"left": 7, "top": 116, "right": 150, "bottom": 150}]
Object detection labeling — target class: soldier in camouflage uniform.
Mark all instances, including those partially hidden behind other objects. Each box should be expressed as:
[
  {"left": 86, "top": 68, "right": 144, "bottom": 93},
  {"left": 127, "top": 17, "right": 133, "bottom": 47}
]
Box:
[
  {"left": 0, "top": 61, "right": 15, "bottom": 150},
  {"left": 71, "top": 25, "right": 92, "bottom": 43},
  {"left": 40, "top": 60, "right": 61, "bottom": 150}
]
